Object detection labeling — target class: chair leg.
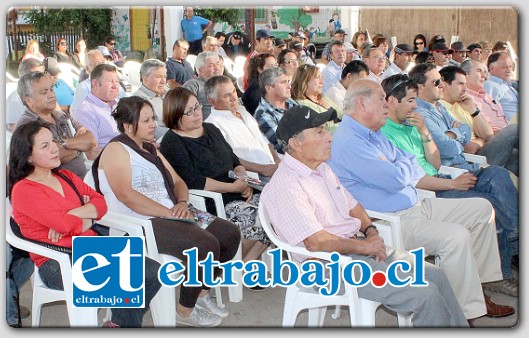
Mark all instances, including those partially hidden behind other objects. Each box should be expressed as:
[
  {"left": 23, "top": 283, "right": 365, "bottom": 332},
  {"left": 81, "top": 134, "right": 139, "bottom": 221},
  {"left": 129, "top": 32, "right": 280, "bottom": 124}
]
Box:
[
  {"left": 397, "top": 313, "right": 413, "bottom": 327},
  {"left": 308, "top": 306, "right": 327, "bottom": 327},
  {"left": 331, "top": 305, "right": 341, "bottom": 319}
]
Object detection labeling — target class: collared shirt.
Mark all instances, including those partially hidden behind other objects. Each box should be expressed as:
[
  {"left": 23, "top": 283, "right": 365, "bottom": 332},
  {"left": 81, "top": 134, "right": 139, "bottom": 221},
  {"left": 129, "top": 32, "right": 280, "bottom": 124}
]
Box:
[
  {"left": 466, "top": 87, "right": 508, "bottom": 133},
  {"left": 381, "top": 118, "right": 438, "bottom": 176},
  {"left": 17, "top": 109, "right": 87, "bottom": 178},
  {"left": 72, "top": 93, "right": 119, "bottom": 148},
  {"left": 166, "top": 57, "right": 195, "bottom": 86},
  {"left": 205, "top": 106, "right": 275, "bottom": 165},
  {"left": 322, "top": 60, "right": 343, "bottom": 93},
  {"left": 132, "top": 85, "right": 169, "bottom": 140},
  {"left": 328, "top": 114, "right": 424, "bottom": 213},
  {"left": 381, "top": 62, "right": 405, "bottom": 80},
  {"left": 439, "top": 100, "right": 476, "bottom": 139},
  {"left": 180, "top": 15, "right": 209, "bottom": 42},
  {"left": 5, "top": 90, "right": 25, "bottom": 127},
  {"left": 254, "top": 97, "right": 299, "bottom": 153},
  {"left": 367, "top": 71, "right": 383, "bottom": 84},
  {"left": 415, "top": 98, "right": 479, "bottom": 172},
  {"left": 70, "top": 78, "right": 125, "bottom": 115},
  {"left": 484, "top": 74, "right": 518, "bottom": 122},
  {"left": 324, "top": 81, "right": 346, "bottom": 110},
  {"left": 261, "top": 152, "right": 361, "bottom": 262},
  {"left": 183, "top": 77, "right": 211, "bottom": 120}
]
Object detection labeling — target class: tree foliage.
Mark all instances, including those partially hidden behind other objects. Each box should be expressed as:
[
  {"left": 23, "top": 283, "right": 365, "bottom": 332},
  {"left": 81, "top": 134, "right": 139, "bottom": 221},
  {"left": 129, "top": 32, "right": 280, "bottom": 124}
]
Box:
[
  {"left": 23, "top": 8, "right": 112, "bottom": 50},
  {"left": 193, "top": 8, "right": 241, "bottom": 32},
  {"left": 277, "top": 8, "right": 312, "bottom": 32}
]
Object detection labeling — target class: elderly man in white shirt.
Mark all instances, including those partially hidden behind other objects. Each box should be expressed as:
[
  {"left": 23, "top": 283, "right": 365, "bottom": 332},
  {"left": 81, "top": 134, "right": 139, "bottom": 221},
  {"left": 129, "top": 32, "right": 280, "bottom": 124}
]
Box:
[{"left": 204, "top": 75, "right": 281, "bottom": 183}]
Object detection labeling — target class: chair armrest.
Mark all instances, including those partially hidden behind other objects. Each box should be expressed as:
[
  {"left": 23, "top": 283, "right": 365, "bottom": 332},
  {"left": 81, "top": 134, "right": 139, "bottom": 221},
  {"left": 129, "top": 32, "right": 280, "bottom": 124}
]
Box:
[
  {"left": 189, "top": 189, "right": 226, "bottom": 218},
  {"left": 365, "top": 209, "right": 403, "bottom": 250},
  {"left": 417, "top": 188, "right": 436, "bottom": 200},
  {"left": 463, "top": 153, "right": 488, "bottom": 166},
  {"left": 99, "top": 211, "right": 145, "bottom": 237},
  {"left": 438, "top": 165, "right": 468, "bottom": 179}
]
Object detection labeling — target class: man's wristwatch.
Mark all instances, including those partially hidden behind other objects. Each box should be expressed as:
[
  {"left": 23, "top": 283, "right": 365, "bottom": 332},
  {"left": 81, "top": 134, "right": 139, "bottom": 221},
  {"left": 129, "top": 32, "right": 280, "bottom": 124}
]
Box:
[
  {"left": 421, "top": 133, "right": 432, "bottom": 143},
  {"left": 471, "top": 108, "right": 481, "bottom": 118},
  {"left": 58, "top": 139, "right": 68, "bottom": 149},
  {"left": 361, "top": 224, "right": 378, "bottom": 237}
]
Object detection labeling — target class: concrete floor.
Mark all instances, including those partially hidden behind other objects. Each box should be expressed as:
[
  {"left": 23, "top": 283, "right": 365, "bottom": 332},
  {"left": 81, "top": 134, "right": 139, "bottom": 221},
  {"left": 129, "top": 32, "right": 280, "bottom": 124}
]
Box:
[{"left": 15, "top": 271, "right": 519, "bottom": 329}]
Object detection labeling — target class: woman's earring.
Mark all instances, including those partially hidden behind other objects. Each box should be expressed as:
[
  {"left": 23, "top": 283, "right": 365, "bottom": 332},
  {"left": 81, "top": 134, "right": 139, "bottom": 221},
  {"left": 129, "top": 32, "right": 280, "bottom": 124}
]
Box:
[{"left": 28, "top": 159, "right": 33, "bottom": 164}]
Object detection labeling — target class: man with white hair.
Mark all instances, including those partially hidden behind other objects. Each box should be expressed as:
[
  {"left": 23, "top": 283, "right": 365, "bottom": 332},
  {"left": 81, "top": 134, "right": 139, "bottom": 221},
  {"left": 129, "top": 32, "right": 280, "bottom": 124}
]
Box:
[
  {"left": 483, "top": 52, "right": 518, "bottom": 122},
  {"left": 205, "top": 76, "right": 281, "bottom": 183},
  {"left": 183, "top": 51, "right": 223, "bottom": 120}
]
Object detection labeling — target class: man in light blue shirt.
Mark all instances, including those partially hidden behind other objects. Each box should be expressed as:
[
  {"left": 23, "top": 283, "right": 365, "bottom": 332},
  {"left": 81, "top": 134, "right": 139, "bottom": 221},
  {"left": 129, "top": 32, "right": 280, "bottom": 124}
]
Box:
[
  {"left": 484, "top": 52, "right": 518, "bottom": 122},
  {"left": 328, "top": 78, "right": 514, "bottom": 321},
  {"left": 181, "top": 7, "right": 212, "bottom": 55}
]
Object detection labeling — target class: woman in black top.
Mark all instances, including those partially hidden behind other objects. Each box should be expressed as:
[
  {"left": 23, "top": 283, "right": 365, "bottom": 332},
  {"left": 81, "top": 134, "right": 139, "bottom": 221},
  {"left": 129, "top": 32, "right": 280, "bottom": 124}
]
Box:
[
  {"left": 241, "top": 53, "right": 277, "bottom": 115},
  {"left": 160, "top": 88, "right": 270, "bottom": 263}
]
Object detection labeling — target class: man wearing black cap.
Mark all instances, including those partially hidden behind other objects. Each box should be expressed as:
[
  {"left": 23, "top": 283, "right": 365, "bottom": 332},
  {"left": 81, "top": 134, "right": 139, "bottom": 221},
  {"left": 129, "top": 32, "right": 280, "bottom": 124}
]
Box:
[
  {"left": 224, "top": 32, "right": 249, "bottom": 59},
  {"left": 321, "top": 28, "right": 347, "bottom": 65},
  {"left": 272, "top": 38, "right": 286, "bottom": 58},
  {"left": 449, "top": 41, "right": 469, "bottom": 67},
  {"left": 243, "top": 28, "right": 275, "bottom": 91},
  {"left": 467, "top": 43, "right": 483, "bottom": 62},
  {"left": 431, "top": 42, "right": 454, "bottom": 70},
  {"left": 260, "top": 104, "right": 468, "bottom": 327},
  {"left": 381, "top": 43, "right": 414, "bottom": 80}
]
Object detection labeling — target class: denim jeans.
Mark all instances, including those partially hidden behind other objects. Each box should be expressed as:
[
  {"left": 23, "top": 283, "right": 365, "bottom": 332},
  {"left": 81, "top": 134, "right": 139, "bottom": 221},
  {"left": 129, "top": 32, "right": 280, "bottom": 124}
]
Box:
[
  {"left": 38, "top": 257, "right": 161, "bottom": 327},
  {"left": 477, "top": 124, "right": 519, "bottom": 176},
  {"left": 436, "top": 164, "right": 518, "bottom": 279},
  {"left": 6, "top": 245, "right": 34, "bottom": 326}
]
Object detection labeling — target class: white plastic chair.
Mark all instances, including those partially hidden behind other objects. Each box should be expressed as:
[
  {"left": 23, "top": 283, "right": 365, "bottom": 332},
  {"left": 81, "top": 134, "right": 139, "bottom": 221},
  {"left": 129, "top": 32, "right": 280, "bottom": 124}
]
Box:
[
  {"left": 121, "top": 61, "right": 142, "bottom": 88},
  {"left": 185, "top": 54, "right": 198, "bottom": 71},
  {"left": 257, "top": 201, "right": 412, "bottom": 327},
  {"left": 222, "top": 57, "right": 235, "bottom": 74},
  {"left": 5, "top": 198, "right": 139, "bottom": 327},
  {"left": 57, "top": 62, "right": 81, "bottom": 90}
]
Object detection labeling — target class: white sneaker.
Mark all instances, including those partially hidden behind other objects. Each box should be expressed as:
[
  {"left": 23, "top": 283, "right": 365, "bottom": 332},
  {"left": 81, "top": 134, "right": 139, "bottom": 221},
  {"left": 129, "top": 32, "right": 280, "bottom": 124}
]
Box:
[
  {"left": 195, "top": 293, "right": 229, "bottom": 317},
  {"left": 175, "top": 307, "right": 222, "bottom": 327}
]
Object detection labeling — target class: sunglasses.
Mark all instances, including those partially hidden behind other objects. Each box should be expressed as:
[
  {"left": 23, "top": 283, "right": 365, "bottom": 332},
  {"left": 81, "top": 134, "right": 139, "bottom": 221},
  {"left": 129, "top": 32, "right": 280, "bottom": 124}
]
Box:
[
  {"left": 433, "top": 78, "right": 443, "bottom": 87},
  {"left": 414, "top": 41, "right": 425, "bottom": 46},
  {"left": 109, "top": 42, "right": 116, "bottom": 46},
  {"left": 60, "top": 42, "right": 68, "bottom": 45}
]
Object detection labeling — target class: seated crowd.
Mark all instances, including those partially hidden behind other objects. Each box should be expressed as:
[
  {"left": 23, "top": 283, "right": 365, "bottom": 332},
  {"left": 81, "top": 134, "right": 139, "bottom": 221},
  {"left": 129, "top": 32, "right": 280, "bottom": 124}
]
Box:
[{"left": 6, "top": 25, "right": 519, "bottom": 328}]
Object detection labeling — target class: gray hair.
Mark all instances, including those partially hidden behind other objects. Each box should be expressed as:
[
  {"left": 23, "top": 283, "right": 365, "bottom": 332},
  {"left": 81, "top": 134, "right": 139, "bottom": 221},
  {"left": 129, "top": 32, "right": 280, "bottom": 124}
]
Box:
[
  {"left": 259, "top": 67, "right": 287, "bottom": 93},
  {"left": 283, "top": 131, "right": 304, "bottom": 154},
  {"left": 17, "top": 71, "right": 49, "bottom": 107},
  {"left": 204, "top": 75, "right": 232, "bottom": 101},
  {"left": 194, "top": 51, "right": 219, "bottom": 73},
  {"left": 18, "top": 58, "right": 44, "bottom": 77},
  {"left": 460, "top": 58, "right": 477, "bottom": 75},
  {"left": 86, "top": 49, "right": 106, "bottom": 73},
  {"left": 140, "top": 59, "right": 166, "bottom": 82},
  {"left": 343, "top": 79, "right": 376, "bottom": 113}
]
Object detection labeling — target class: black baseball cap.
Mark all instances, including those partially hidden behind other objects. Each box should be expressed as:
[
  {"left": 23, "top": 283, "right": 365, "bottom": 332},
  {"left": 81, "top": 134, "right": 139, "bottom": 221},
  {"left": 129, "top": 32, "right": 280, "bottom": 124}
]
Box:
[
  {"left": 274, "top": 38, "right": 286, "bottom": 47},
  {"left": 276, "top": 106, "right": 336, "bottom": 144},
  {"left": 256, "top": 29, "right": 274, "bottom": 39}
]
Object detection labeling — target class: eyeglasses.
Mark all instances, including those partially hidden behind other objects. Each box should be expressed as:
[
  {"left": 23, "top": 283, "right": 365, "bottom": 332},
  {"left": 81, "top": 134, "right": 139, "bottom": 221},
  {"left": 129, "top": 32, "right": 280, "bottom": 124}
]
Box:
[
  {"left": 60, "top": 42, "right": 67, "bottom": 45},
  {"left": 183, "top": 103, "right": 202, "bottom": 116},
  {"left": 374, "top": 55, "right": 387, "bottom": 62},
  {"left": 385, "top": 76, "right": 411, "bottom": 99},
  {"left": 414, "top": 42, "right": 425, "bottom": 46},
  {"left": 285, "top": 59, "right": 300, "bottom": 65},
  {"left": 109, "top": 42, "right": 116, "bottom": 46}
]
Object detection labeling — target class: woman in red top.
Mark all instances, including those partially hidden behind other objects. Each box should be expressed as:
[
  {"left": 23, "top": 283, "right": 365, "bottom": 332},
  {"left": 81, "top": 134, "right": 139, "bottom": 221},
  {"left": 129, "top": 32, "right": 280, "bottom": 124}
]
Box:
[{"left": 8, "top": 120, "right": 161, "bottom": 327}]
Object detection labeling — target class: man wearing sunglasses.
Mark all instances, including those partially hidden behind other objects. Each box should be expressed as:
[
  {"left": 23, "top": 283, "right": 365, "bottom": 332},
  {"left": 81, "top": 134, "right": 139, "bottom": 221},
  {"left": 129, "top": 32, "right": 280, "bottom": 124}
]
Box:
[
  {"left": 411, "top": 63, "right": 519, "bottom": 295},
  {"left": 430, "top": 42, "right": 454, "bottom": 70},
  {"left": 328, "top": 78, "right": 515, "bottom": 326}
]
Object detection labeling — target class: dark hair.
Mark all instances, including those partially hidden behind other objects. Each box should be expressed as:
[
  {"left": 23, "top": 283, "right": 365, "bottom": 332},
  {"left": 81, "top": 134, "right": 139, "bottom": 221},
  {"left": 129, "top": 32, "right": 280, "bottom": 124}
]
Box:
[
  {"left": 56, "top": 37, "right": 67, "bottom": 49},
  {"left": 413, "top": 34, "right": 427, "bottom": 50},
  {"left": 341, "top": 60, "right": 369, "bottom": 80},
  {"left": 487, "top": 51, "right": 510, "bottom": 69},
  {"left": 439, "top": 66, "right": 467, "bottom": 85},
  {"left": 492, "top": 41, "right": 508, "bottom": 52},
  {"left": 373, "top": 36, "right": 388, "bottom": 47},
  {"left": 428, "top": 35, "right": 445, "bottom": 52},
  {"left": 414, "top": 51, "right": 433, "bottom": 65},
  {"left": 8, "top": 120, "right": 52, "bottom": 197},
  {"left": 381, "top": 74, "right": 418, "bottom": 102},
  {"left": 105, "top": 35, "right": 116, "bottom": 44},
  {"left": 214, "top": 32, "right": 226, "bottom": 40},
  {"left": 110, "top": 96, "right": 154, "bottom": 134},
  {"left": 277, "top": 49, "right": 296, "bottom": 65},
  {"left": 247, "top": 53, "right": 275, "bottom": 80},
  {"left": 163, "top": 87, "right": 197, "bottom": 129},
  {"left": 408, "top": 63, "right": 437, "bottom": 85}
]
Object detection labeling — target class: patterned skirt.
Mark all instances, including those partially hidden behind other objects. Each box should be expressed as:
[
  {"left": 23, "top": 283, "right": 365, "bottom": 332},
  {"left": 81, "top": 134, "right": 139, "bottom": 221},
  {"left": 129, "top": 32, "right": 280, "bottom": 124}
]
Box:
[{"left": 225, "top": 194, "right": 271, "bottom": 246}]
